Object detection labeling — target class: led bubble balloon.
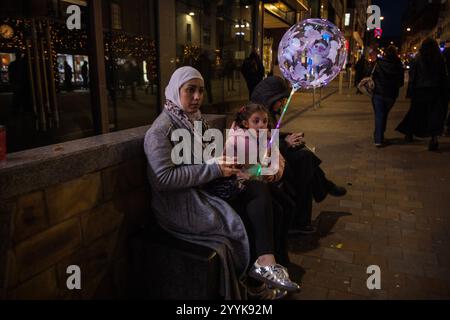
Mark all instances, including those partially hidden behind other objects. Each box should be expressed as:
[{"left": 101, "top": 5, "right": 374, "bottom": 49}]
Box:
[{"left": 278, "top": 19, "right": 347, "bottom": 90}]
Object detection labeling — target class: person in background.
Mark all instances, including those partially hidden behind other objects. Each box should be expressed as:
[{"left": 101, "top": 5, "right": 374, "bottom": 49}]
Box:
[
  {"left": 396, "top": 38, "right": 448, "bottom": 151},
  {"left": 64, "top": 61, "right": 73, "bottom": 92},
  {"left": 195, "top": 51, "right": 213, "bottom": 104},
  {"left": 371, "top": 45, "right": 404, "bottom": 147},
  {"left": 354, "top": 54, "right": 368, "bottom": 94},
  {"left": 81, "top": 61, "right": 89, "bottom": 89},
  {"left": 241, "top": 50, "right": 265, "bottom": 99}
]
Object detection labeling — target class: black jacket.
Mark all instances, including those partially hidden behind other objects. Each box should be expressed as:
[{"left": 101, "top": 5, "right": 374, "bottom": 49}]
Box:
[
  {"left": 372, "top": 57, "right": 404, "bottom": 99},
  {"left": 407, "top": 53, "right": 447, "bottom": 94}
]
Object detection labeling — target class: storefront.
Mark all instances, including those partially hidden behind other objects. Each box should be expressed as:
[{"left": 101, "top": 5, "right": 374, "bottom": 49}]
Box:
[
  {"left": 175, "top": 0, "right": 255, "bottom": 104},
  {"left": 262, "top": 0, "right": 309, "bottom": 76},
  {"left": 0, "top": 0, "right": 316, "bottom": 154},
  {"left": 0, "top": 0, "right": 158, "bottom": 153}
]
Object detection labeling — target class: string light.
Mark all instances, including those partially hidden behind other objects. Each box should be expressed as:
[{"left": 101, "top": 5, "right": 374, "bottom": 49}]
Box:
[
  {"left": 183, "top": 44, "right": 200, "bottom": 64},
  {"left": 0, "top": 18, "right": 158, "bottom": 84}
]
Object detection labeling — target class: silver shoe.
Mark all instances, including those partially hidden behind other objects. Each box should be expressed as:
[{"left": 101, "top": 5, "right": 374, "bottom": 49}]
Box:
[
  {"left": 248, "top": 263, "right": 301, "bottom": 292},
  {"left": 247, "top": 283, "right": 288, "bottom": 300}
]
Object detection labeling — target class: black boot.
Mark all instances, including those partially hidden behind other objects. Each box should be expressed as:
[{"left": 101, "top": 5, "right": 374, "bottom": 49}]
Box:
[
  {"left": 428, "top": 137, "right": 439, "bottom": 151},
  {"left": 328, "top": 181, "right": 347, "bottom": 197}
]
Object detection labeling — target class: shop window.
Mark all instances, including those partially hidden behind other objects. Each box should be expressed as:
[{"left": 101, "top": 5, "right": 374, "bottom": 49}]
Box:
[{"left": 176, "top": 0, "right": 254, "bottom": 105}]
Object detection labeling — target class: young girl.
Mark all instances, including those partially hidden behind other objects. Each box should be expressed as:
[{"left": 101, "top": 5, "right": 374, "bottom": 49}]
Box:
[
  {"left": 225, "top": 103, "right": 285, "bottom": 183},
  {"left": 225, "top": 103, "right": 295, "bottom": 268}
]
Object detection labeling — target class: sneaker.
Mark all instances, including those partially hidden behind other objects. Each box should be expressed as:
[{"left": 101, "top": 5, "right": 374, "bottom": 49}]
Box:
[
  {"left": 428, "top": 140, "right": 439, "bottom": 151},
  {"left": 444, "top": 128, "right": 450, "bottom": 137},
  {"left": 375, "top": 143, "right": 384, "bottom": 148},
  {"left": 248, "top": 263, "right": 301, "bottom": 292},
  {"left": 247, "top": 283, "right": 288, "bottom": 300},
  {"left": 328, "top": 184, "right": 347, "bottom": 197}
]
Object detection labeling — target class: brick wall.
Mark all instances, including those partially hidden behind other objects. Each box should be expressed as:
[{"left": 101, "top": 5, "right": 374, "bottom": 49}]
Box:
[
  {"left": 2, "top": 158, "right": 150, "bottom": 299},
  {"left": 0, "top": 115, "right": 226, "bottom": 300}
]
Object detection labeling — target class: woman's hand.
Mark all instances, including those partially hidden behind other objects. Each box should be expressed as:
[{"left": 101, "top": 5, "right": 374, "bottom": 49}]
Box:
[
  {"left": 219, "top": 163, "right": 241, "bottom": 177},
  {"left": 217, "top": 156, "right": 242, "bottom": 177},
  {"left": 285, "top": 133, "right": 305, "bottom": 148}
]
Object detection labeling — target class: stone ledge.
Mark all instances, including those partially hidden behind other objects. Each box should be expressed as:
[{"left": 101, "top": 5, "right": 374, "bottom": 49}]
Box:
[{"left": 0, "top": 114, "right": 226, "bottom": 200}]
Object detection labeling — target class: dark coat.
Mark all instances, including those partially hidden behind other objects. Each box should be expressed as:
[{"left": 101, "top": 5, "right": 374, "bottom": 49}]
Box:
[
  {"left": 372, "top": 57, "right": 404, "bottom": 99},
  {"left": 396, "top": 54, "right": 448, "bottom": 137},
  {"left": 144, "top": 110, "right": 250, "bottom": 300},
  {"left": 241, "top": 55, "right": 265, "bottom": 95}
]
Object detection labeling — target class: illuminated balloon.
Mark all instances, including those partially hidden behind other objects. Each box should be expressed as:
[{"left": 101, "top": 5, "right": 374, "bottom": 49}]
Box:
[{"left": 278, "top": 19, "right": 347, "bottom": 90}]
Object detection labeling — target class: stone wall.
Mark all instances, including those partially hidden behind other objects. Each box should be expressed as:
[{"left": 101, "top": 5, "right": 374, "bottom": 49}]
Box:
[{"left": 0, "top": 115, "right": 226, "bottom": 300}]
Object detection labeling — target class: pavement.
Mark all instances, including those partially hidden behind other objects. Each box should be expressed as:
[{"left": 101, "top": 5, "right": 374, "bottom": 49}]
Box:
[{"left": 278, "top": 85, "right": 450, "bottom": 300}]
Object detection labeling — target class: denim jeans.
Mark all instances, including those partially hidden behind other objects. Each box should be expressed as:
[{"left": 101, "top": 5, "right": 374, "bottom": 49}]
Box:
[{"left": 372, "top": 94, "right": 396, "bottom": 144}]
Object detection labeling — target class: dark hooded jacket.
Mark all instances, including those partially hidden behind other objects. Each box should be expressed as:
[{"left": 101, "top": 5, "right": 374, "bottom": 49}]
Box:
[
  {"left": 251, "top": 76, "right": 292, "bottom": 154},
  {"left": 372, "top": 56, "right": 404, "bottom": 99}
]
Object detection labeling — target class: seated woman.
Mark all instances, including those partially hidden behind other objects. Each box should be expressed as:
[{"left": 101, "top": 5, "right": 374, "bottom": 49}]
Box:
[
  {"left": 251, "top": 76, "right": 347, "bottom": 234},
  {"left": 144, "top": 67, "right": 299, "bottom": 300}
]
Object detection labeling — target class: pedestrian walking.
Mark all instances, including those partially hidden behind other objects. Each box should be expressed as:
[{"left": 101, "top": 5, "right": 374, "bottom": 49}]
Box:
[
  {"left": 371, "top": 46, "right": 404, "bottom": 147},
  {"left": 396, "top": 38, "right": 449, "bottom": 151}
]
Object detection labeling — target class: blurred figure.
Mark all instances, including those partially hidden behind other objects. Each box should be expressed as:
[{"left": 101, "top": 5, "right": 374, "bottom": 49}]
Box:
[
  {"left": 371, "top": 46, "right": 404, "bottom": 147},
  {"left": 195, "top": 51, "right": 213, "bottom": 104},
  {"left": 145, "top": 59, "right": 157, "bottom": 95},
  {"left": 9, "top": 53, "right": 32, "bottom": 114},
  {"left": 241, "top": 50, "right": 265, "bottom": 99},
  {"left": 396, "top": 38, "right": 449, "bottom": 151},
  {"left": 224, "top": 55, "right": 236, "bottom": 91},
  {"left": 64, "top": 61, "right": 73, "bottom": 92},
  {"left": 354, "top": 54, "right": 369, "bottom": 94},
  {"left": 121, "top": 60, "right": 138, "bottom": 101},
  {"left": 81, "top": 61, "right": 89, "bottom": 89}
]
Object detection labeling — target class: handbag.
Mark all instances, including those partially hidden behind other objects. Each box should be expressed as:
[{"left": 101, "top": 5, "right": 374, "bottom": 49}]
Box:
[
  {"left": 357, "top": 63, "right": 377, "bottom": 97},
  {"left": 203, "top": 176, "right": 245, "bottom": 200}
]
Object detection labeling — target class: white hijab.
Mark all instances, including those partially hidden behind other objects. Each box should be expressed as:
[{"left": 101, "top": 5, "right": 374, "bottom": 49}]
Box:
[{"left": 165, "top": 66, "right": 204, "bottom": 110}]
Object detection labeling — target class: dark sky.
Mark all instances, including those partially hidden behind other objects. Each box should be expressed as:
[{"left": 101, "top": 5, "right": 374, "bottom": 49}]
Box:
[{"left": 372, "top": 0, "right": 409, "bottom": 37}]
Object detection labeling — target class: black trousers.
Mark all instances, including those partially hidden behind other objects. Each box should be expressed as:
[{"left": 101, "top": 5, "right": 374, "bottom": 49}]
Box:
[
  {"left": 227, "top": 180, "right": 274, "bottom": 263},
  {"left": 282, "top": 147, "right": 331, "bottom": 228},
  {"left": 270, "top": 183, "right": 295, "bottom": 265}
]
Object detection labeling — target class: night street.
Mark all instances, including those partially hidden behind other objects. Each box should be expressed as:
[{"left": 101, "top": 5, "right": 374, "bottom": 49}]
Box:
[{"left": 283, "top": 86, "right": 450, "bottom": 299}]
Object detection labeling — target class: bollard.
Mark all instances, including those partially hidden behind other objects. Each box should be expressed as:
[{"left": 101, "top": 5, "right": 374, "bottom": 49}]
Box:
[
  {"left": 349, "top": 70, "right": 353, "bottom": 89},
  {"left": 339, "top": 71, "right": 344, "bottom": 95}
]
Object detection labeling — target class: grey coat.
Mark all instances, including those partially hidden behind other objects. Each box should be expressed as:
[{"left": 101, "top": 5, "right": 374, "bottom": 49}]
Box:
[{"left": 143, "top": 109, "right": 250, "bottom": 300}]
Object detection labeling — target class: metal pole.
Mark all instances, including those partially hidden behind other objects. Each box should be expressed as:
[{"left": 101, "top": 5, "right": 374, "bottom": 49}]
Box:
[
  {"left": 313, "top": 86, "right": 316, "bottom": 109},
  {"left": 26, "top": 39, "right": 38, "bottom": 130},
  {"left": 45, "top": 23, "right": 59, "bottom": 128},
  {"left": 349, "top": 68, "right": 353, "bottom": 89},
  {"left": 319, "top": 87, "right": 322, "bottom": 107},
  {"left": 31, "top": 19, "right": 46, "bottom": 131},
  {"left": 88, "top": 0, "right": 109, "bottom": 134}
]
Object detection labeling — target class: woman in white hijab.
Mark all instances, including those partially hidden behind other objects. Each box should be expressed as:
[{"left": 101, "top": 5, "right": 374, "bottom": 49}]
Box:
[{"left": 144, "top": 66, "right": 299, "bottom": 300}]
